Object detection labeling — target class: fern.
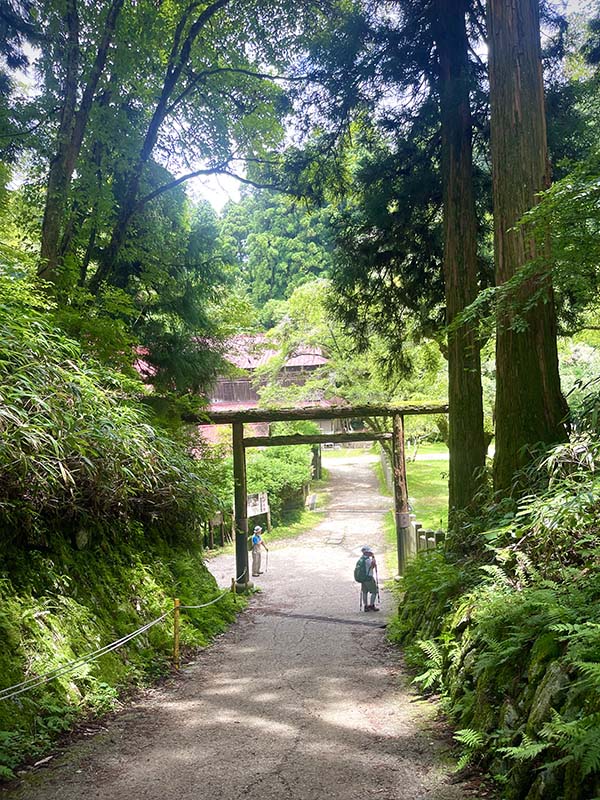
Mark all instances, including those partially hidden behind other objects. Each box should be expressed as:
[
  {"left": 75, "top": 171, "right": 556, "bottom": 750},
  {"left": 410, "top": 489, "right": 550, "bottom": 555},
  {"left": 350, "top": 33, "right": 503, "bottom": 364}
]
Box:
[
  {"left": 453, "top": 728, "right": 487, "bottom": 772},
  {"left": 499, "top": 734, "right": 550, "bottom": 762},
  {"left": 412, "top": 639, "right": 444, "bottom": 691},
  {"left": 573, "top": 660, "right": 600, "bottom": 686},
  {"left": 539, "top": 710, "right": 600, "bottom": 777},
  {"left": 514, "top": 551, "right": 540, "bottom": 587},
  {"left": 481, "top": 564, "right": 514, "bottom": 588},
  {"left": 454, "top": 728, "right": 487, "bottom": 748},
  {"left": 417, "top": 638, "right": 444, "bottom": 666}
]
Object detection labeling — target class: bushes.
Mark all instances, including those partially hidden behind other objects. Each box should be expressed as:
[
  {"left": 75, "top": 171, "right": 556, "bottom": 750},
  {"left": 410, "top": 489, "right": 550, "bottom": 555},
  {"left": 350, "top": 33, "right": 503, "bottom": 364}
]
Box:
[
  {"left": 392, "top": 551, "right": 600, "bottom": 798},
  {"left": 244, "top": 422, "right": 317, "bottom": 524},
  {"left": 0, "top": 270, "right": 239, "bottom": 778},
  {"left": 0, "top": 271, "right": 220, "bottom": 545},
  {"left": 391, "top": 434, "right": 600, "bottom": 799},
  {"left": 247, "top": 445, "right": 313, "bottom": 523}
]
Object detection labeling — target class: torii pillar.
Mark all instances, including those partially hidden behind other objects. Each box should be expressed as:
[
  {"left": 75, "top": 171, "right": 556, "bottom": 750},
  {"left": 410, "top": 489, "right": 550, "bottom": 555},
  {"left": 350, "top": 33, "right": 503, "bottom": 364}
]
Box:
[
  {"left": 232, "top": 422, "right": 250, "bottom": 589},
  {"left": 392, "top": 414, "right": 410, "bottom": 575}
]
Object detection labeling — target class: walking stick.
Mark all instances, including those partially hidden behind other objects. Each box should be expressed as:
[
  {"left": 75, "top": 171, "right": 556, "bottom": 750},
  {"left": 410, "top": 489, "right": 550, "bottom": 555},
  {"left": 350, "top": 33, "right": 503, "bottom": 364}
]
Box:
[
  {"left": 265, "top": 548, "right": 269, "bottom": 573},
  {"left": 375, "top": 566, "right": 381, "bottom": 606}
]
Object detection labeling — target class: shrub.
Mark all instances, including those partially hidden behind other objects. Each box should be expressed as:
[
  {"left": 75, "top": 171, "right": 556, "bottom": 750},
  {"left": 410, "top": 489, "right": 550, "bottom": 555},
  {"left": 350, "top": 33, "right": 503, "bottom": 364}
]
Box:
[
  {"left": 390, "top": 431, "right": 600, "bottom": 798},
  {"left": 0, "top": 271, "right": 219, "bottom": 546}
]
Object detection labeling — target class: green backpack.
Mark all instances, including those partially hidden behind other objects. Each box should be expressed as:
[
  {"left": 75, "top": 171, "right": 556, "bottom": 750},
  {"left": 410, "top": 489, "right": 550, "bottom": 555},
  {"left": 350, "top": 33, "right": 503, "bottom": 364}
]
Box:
[{"left": 354, "top": 556, "right": 368, "bottom": 583}]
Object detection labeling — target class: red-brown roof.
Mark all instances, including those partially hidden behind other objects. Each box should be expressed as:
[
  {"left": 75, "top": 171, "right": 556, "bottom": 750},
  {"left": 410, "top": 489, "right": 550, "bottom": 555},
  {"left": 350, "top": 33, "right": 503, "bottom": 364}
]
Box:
[
  {"left": 284, "top": 351, "right": 328, "bottom": 368},
  {"left": 224, "top": 335, "right": 327, "bottom": 371},
  {"left": 225, "top": 335, "right": 276, "bottom": 369}
]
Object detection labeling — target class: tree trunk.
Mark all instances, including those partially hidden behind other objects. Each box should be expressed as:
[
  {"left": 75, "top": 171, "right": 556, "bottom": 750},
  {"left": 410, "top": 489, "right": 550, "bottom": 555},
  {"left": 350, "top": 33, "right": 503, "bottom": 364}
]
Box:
[
  {"left": 38, "top": 0, "right": 124, "bottom": 283},
  {"left": 38, "top": 0, "right": 79, "bottom": 282},
  {"left": 435, "top": 0, "right": 486, "bottom": 522},
  {"left": 487, "top": 0, "right": 568, "bottom": 495},
  {"left": 89, "top": 0, "right": 230, "bottom": 294}
]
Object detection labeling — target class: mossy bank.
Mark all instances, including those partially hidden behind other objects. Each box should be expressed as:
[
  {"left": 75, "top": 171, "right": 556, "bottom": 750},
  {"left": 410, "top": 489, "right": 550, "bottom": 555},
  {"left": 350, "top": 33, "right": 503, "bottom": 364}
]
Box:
[
  {"left": 0, "top": 521, "right": 243, "bottom": 781},
  {"left": 391, "top": 539, "right": 600, "bottom": 799}
]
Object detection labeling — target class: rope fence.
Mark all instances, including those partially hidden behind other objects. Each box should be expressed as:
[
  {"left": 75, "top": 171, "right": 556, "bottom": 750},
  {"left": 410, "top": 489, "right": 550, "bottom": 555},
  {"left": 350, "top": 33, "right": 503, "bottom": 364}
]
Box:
[{"left": 0, "top": 568, "right": 248, "bottom": 703}]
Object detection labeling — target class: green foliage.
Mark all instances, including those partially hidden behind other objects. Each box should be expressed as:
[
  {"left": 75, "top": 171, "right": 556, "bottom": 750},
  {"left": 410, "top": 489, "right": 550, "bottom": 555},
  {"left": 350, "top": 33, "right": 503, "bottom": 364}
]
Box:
[
  {"left": 390, "top": 409, "right": 600, "bottom": 796},
  {"left": 219, "top": 192, "right": 334, "bottom": 308},
  {"left": 0, "top": 269, "right": 220, "bottom": 541},
  {"left": 2, "top": 0, "right": 341, "bottom": 393},
  {"left": 246, "top": 425, "right": 315, "bottom": 523},
  {"left": 0, "top": 266, "right": 247, "bottom": 775},
  {"left": 412, "top": 639, "right": 445, "bottom": 692},
  {"left": 329, "top": 126, "right": 449, "bottom": 370},
  {"left": 453, "top": 728, "right": 488, "bottom": 772},
  {"left": 254, "top": 279, "right": 447, "bottom": 434},
  {"left": 388, "top": 551, "right": 469, "bottom": 645}
]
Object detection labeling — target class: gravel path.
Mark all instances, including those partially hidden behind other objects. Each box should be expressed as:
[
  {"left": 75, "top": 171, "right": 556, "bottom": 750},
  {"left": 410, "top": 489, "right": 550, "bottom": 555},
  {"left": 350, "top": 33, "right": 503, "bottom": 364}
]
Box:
[{"left": 3, "top": 453, "right": 477, "bottom": 800}]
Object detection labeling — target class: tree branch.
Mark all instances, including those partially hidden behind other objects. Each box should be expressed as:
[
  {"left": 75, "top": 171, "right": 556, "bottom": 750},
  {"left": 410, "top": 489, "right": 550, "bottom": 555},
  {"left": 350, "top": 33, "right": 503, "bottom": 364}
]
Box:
[
  {"left": 135, "top": 161, "right": 232, "bottom": 207},
  {"left": 166, "top": 66, "right": 314, "bottom": 115},
  {"left": 219, "top": 169, "right": 282, "bottom": 191},
  {"left": 135, "top": 159, "right": 283, "bottom": 209}
]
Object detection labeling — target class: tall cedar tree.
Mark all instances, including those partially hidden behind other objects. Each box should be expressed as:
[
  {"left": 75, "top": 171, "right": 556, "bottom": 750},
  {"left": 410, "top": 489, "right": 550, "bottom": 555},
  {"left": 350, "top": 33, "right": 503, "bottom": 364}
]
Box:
[
  {"left": 434, "top": 0, "right": 485, "bottom": 519},
  {"left": 320, "top": 1, "right": 487, "bottom": 519},
  {"left": 487, "top": 0, "right": 568, "bottom": 494}
]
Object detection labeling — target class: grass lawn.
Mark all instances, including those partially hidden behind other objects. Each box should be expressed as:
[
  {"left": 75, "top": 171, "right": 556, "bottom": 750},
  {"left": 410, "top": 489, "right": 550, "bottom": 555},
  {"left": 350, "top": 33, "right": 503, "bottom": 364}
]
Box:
[
  {"left": 378, "top": 448, "right": 449, "bottom": 576},
  {"left": 411, "top": 442, "right": 449, "bottom": 457},
  {"left": 406, "top": 458, "right": 448, "bottom": 531},
  {"left": 374, "top": 445, "right": 449, "bottom": 531}
]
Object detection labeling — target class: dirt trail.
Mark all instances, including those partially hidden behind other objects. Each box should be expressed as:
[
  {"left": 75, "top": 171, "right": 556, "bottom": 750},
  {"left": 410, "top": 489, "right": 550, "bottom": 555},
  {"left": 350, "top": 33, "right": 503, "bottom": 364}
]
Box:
[{"left": 3, "top": 453, "right": 477, "bottom": 800}]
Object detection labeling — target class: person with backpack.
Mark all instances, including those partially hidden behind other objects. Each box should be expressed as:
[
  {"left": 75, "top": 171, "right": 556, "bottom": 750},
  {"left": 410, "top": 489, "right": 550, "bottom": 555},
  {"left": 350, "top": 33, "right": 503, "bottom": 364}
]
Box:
[{"left": 354, "top": 545, "right": 379, "bottom": 611}]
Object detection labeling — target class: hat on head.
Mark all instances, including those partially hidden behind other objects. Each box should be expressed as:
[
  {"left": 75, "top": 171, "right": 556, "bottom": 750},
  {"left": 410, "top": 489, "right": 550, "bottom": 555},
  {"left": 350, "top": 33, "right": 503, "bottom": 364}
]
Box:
[
  {"left": 254, "top": 525, "right": 262, "bottom": 533},
  {"left": 361, "top": 545, "right": 373, "bottom": 554}
]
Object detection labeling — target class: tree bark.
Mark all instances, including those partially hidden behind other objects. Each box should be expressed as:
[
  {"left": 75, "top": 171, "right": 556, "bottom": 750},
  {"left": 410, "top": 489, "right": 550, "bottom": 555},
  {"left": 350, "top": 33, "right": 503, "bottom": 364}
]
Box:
[
  {"left": 38, "top": 0, "right": 79, "bottom": 282},
  {"left": 487, "top": 0, "right": 568, "bottom": 495},
  {"left": 38, "top": 0, "right": 124, "bottom": 282},
  {"left": 435, "top": 0, "right": 486, "bottom": 522}
]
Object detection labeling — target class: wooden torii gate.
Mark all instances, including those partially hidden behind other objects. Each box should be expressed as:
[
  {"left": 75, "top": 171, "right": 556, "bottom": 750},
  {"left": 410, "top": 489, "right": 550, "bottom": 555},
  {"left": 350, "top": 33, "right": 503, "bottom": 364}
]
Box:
[{"left": 203, "top": 403, "right": 448, "bottom": 588}]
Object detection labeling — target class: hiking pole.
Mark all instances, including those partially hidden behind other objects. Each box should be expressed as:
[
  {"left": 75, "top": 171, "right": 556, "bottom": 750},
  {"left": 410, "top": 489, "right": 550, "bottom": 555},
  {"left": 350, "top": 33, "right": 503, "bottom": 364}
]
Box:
[
  {"left": 265, "top": 548, "right": 269, "bottom": 573},
  {"left": 375, "top": 566, "right": 381, "bottom": 606}
]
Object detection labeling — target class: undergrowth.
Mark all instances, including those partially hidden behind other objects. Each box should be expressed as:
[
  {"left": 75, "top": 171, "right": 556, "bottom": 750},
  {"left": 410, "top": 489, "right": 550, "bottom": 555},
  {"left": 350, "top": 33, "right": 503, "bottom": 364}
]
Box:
[
  {"left": 0, "top": 528, "right": 242, "bottom": 780},
  {"left": 389, "top": 420, "right": 600, "bottom": 799},
  {"left": 0, "top": 271, "right": 243, "bottom": 780}
]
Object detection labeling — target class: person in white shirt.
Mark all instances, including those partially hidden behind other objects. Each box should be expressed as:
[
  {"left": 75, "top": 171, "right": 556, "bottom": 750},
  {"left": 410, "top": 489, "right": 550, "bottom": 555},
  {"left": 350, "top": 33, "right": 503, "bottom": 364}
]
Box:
[{"left": 251, "top": 525, "right": 268, "bottom": 577}]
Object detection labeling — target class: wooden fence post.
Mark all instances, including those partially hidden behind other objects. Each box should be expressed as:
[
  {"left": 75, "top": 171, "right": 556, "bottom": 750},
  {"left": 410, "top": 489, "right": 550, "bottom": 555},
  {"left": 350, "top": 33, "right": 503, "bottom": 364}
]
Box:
[{"left": 173, "top": 598, "right": 180, "bottom": 670}]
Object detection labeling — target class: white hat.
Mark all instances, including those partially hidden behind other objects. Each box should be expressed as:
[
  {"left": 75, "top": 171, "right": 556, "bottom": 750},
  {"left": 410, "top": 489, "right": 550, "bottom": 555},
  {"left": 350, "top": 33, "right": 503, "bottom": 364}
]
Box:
[
  {"left": 361, "top": 545, "right": 373, "bottom": 554},
  {"left": 254, "top": 525, "right": 262, "bottom": 533}
]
